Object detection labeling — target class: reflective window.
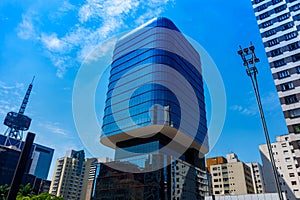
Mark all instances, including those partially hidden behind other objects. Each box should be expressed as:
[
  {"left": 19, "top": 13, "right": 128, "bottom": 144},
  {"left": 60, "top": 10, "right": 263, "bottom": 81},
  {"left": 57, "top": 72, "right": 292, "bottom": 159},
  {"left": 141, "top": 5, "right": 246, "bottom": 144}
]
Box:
[
  {"left": 273, "top": 59, "right": 286, "bottom": 67},
  {"left": 289, "top": 108, "right": 300, "bottom": 118},
  {"left": 292, "top": 53, "right": 300, "bottom": 62},
  {"left": 288, "top": 42, "right": 300, "bottom": 51},
  {"left": 272, "top": 0, "right": 283, "bottom": 5},
  {"left": 267, "top": 38, "right": 279, "bottom": 47},
  {"left": 274, "top": 5, "right": 287, "bottom": 13},
  {"left": 277, "top": 70, "right": 290, "bottom": 79},
  {"left": 281, "top": 82, "right": 294, "bottom": 91},
  {"left": 285, "top": 95, "right": 298, "bottom": 104},
  {"left": 270, "top": 48, "right": 283, "bottom": 57},
  {"left": 277, "top": 13, "right": 290, "bottom": 22}
]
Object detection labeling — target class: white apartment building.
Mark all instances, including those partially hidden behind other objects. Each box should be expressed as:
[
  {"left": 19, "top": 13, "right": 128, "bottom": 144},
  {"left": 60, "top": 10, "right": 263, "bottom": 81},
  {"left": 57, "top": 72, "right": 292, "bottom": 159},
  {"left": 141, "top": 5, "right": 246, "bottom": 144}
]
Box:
[
  {"left": 252, "top": 1, "right": 300, "bottom": 199},
  {"left": 205, "top": 193, "right": 287, "bottom": 200},
  {"left": 260, "top": 134, "right": 300, "bottom": 200},
  {"left": 252, "top": 0, "right": 300, "bottom": 134},
  {"left": 246, "top": 162, "right": 266, "bottom": 194}
]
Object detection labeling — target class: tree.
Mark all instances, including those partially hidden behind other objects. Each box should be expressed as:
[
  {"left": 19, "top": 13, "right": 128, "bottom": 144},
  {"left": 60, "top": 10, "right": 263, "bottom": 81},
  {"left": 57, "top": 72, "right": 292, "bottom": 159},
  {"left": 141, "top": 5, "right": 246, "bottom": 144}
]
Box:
[
  {"left": 0, "top": 184, "right": 9, "bottom": 200},
  {"left": 31, "top": 193, "right": 64, "bottom": 200},
  {"left": 17, "top": 183, "right": 35, "bottom": 198}
]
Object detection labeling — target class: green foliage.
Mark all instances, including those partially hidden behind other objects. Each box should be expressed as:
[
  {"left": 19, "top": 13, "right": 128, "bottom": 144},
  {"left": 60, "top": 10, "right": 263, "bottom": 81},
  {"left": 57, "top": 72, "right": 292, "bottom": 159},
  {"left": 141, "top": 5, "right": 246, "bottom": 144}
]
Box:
[
  {"left": 17, "top": 183, "right": 35, "bottom": 198},
  {"left": 31, "top": 193, "right": 64, "bottom": 200},
  {"left": 0, "top": 184, "right": 63, "bottom": 200},
  {"left": 0, "top": 184, "right": 9, "bottom": 200}
]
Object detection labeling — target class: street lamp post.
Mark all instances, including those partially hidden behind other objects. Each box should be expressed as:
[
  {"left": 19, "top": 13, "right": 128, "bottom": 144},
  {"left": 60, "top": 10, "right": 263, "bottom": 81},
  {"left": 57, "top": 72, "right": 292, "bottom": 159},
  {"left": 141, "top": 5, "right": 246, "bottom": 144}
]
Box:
[{"left": 237, "top": 42, "right": 284, "bottom": 200}]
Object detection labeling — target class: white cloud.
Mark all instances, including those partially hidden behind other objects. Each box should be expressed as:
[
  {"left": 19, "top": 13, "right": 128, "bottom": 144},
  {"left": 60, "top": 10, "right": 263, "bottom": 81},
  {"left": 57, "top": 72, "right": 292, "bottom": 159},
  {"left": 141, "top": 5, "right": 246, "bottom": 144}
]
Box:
[
  {"left": 41, "top": 33, "right": 66, "bottom": 52},
  {"left": 16, "top": 0, "right": 173, "bottom": 78},
  {"left": 0, "top": 82, "right": 26, "bottom": 117},
  {"left": 37, "top": 121, "right": 69, "bottom": 136},
  {"left": 230, "top": 105, "right": 257, "bottom": 116},
  {"left": 17, "top": 12, "right": 37, "bottom": 40},
  {"left": 230, "top": 91, "right": 281, "bottom": 116}
]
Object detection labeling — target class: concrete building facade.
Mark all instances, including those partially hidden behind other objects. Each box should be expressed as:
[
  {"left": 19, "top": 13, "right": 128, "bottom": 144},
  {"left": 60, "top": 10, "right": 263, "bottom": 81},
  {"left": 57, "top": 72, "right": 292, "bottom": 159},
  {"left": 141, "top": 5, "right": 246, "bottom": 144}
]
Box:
[
  {"left": 252, "top": 0, "right": 300, "bottom": 134},
  {"left": 208, "top": 153, "right": 255, "bottom": 196},
  {"left": 49, "top": 150, "right": 94, "bottom": 200},
  {"left": 205, "top": 193, "right": 287, "bottom": 200},
  {"left": 252, "top": 1, "right": 300, "bottom": 199},
  {"left": 260, "top": 134, "right": 300, "bottom": 200},
  {"left": 246, "top": 162, "right": 265, "bottom": 194}
]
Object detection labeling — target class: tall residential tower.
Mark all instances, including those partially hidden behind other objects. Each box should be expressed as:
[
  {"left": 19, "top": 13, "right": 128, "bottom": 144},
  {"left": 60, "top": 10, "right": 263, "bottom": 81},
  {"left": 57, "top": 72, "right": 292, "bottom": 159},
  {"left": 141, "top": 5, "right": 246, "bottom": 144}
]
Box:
[
  {"left": 252, "top": 0, "right": 300, "bottom": 133},
  {"left": 252, "top": 0, "right": 300, "bottom": 199}
]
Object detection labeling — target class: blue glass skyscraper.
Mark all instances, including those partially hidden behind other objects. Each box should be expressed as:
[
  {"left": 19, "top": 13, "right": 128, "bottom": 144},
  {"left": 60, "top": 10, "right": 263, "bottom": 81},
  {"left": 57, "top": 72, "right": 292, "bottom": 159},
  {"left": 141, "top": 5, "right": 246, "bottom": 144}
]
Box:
[
  {"left": 0, "top": 134, "right": 54, "bottom": 181},
  {"left": 101, "top": 17, "right": 208, "bottom": 163},
  {"left": 97, "top": 17, "right": 208, "bottom": 199}
]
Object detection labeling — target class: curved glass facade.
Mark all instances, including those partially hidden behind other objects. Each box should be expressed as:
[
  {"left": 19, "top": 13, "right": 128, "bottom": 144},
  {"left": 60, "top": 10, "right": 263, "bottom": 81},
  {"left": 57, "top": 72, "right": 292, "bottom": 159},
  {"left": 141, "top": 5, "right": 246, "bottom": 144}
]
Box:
[{"left": 101, "top": 17, "right": 208, "bottom": 153}]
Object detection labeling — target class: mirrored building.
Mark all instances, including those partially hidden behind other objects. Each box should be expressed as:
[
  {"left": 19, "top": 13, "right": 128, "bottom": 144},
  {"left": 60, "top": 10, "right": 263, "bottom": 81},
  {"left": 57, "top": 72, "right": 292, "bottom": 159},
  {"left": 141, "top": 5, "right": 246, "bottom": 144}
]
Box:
[{"left": 96, "top": 17, "right": 209, "bottom": 200}]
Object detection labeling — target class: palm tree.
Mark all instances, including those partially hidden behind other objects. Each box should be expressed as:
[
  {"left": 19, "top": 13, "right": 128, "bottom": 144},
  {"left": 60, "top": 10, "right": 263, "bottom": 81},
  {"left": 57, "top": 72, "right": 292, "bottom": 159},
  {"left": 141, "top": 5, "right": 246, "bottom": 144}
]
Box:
[
  {"left": 17, "top": 183, "right": 35, "bottom": 198},
  {"left": 0, "top": 184, "right": 9, "bottom": 200}
]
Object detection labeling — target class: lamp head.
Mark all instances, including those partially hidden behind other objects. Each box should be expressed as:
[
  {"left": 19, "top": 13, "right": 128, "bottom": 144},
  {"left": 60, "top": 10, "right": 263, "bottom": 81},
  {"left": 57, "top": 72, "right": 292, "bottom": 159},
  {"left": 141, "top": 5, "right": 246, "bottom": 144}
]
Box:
[
  {"left": 237, "top": 49, "right": 243, "bottom": 56},
  {"left": 249, "top": 45, "right": 255, "bottom": 52}
]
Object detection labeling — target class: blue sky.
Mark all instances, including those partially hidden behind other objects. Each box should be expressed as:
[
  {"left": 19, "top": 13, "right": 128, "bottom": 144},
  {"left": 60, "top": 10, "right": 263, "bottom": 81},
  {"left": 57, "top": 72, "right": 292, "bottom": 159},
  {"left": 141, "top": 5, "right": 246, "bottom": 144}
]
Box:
[{"left": 0, "top": 0, "right": 288, "bottom": 180}]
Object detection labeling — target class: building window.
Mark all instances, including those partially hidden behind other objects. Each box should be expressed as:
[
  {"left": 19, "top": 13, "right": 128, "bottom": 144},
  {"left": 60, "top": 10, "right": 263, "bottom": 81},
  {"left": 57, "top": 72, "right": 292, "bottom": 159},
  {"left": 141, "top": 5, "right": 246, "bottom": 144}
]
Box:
[
  {"left": 259, "top": 11, "right": 270, "bottom": 20},
  {"left": 288, "top": 42, "right": 300, "bottom": 51},
  {"left": 281, "top": 82, "right": 294, "bottom": 91},
  {"left": 257, "top": 4, "right": 268, "bottom": 12},
  {"left": 293, "top": 124, "right": 300, "bottom": 133},
  {"left": 294, "top": 13, "right": 300, "bottom": 21},
  {"left": 296, "top": 66, "right": 300, "bottom": 73},
  {"left": 268, "top": 38, "right": 279, "bottom": 47},
  {"left": 277, "top": 70, "right": 289, "bottom": 79},
  {"left": 272, "top": 0, "right": 283, "bottom": 4},
  {"left": 286, "top": 158, "right": 291, "bottom": 162},
  {"left": 282, "top": 143, "right": 287, "bottom": 147},
  {"left": 292, "top": 53, "right": 300, "bottom": 62},
  {"left": 277, "top": 13, "right": 290, "bottom": 22},
  {"left": 292, "top": 181, "right": 297, "bottom": 185},
  {"left": 284, "top": 32, "right": 298, "bottom": 41},
  {"left": 274, "top": 5, "right": 287, "bottom": 13},
  {"left": 287, "top": 165, "right": 293, "bottom": 169},
  {"left": 290, "top": 3, "right": 300, "bottom": 12},
  {"left": 289, "top": 108, "right": 300, "bottom": 118},
  {"left": 270, "top": 48, "right": 283, "bottom": 57},
  {"left": 285, "top": 95, "right": 298, "bottom": 104},
  {"left": 264, "top": 29, "right": 276, "bottom": 37},
  {"left": 289, "top": 173, "right": 295, "bottom": 177},
  {"left": 281, "top": 22, "right": 294, "bottom": 31},
  {"left": 262, "top": 20, "right": 273, "bottom": 28},
  {"left": 274, "top": 59, "right": 286, "bottom": 67}
]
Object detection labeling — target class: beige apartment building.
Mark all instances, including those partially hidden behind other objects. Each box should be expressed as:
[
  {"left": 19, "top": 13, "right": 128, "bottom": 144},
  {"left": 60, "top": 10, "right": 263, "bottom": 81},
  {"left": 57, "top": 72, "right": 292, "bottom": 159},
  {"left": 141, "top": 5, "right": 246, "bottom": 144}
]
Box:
[
  {"left": 49, "top": 150, "right": 94, "bottom": 200},
  {"left": 208, "top": 153, "right": 255, "bottom": 196}
]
